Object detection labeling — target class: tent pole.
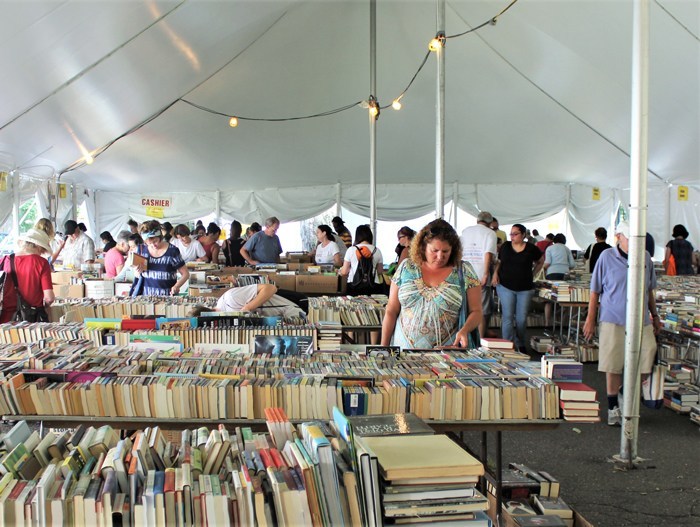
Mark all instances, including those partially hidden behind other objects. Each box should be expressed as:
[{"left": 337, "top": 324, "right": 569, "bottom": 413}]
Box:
[
  {"left": 619, "top": 0, "right": 649, "bottom": 466},
  {"left": 335, "top": 183, "right": 342, "bottom": 218},
  {"left": 435, "top": 0, "right": 446, "bottom": 219},
  {"left": 369, "top": 0, "right": 377, "bottom": 237},
  {"left": 71, "top": 185, "right": 77, "bottom": 220},
  {"left": 215, "top": 190, "right": 221, "bottom": 227},
  {"left": 452, "top": 182, "right": 459, "bottom": 229},
  {"left": 12, "top": 170, "right": 20, "bottom": 239}
]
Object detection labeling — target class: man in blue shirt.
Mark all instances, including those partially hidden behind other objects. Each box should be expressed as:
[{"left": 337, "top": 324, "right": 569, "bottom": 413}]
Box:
[
  {"left": 583, "top": 221, "right": 662, "bottom": 426},
  {"left": 240, "top": 216, "right": 283, "bottom": 264}
]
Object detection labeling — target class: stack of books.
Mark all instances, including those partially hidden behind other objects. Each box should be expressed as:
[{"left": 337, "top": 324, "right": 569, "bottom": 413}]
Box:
[
  {"left": 357, "top": 433, "right": 490, "bottom": 525},
  {"left": 541, "top": 356, "right": 583, "bottom": 383},
  {"left": 555, "top": 382, "right": 600, "bottom": 423}
]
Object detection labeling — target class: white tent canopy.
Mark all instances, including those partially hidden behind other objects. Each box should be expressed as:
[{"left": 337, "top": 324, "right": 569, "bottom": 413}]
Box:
[{"left": 0, "top": 1, "right": 697, "bottom": 247}]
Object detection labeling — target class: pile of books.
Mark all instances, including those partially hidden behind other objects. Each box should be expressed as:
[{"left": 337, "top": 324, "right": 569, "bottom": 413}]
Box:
[
  {"left": 555, "top": 382, "right": 600, "bottom": 423},
  {"left": 357, "top": 433, "right": 489, "bottom": 525},
  {"left": 541, "top": 356, "right": 583, "bottom": 383}
]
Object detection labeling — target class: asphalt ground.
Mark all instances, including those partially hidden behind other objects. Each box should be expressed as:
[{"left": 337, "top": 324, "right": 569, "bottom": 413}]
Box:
[{"left": 460, "top": 357, "right": 700, "bottom": 527}]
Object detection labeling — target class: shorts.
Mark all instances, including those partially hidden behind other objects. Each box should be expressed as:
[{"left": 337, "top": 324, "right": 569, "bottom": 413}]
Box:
[
  {"left": 597, "top": 322, "right": 656, "bottom": 374},
  {"left": 481, "top": 285, "right": 494, "bottom": 317}
]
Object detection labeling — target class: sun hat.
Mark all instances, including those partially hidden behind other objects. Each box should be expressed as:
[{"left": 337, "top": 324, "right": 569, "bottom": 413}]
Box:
[{"left": 18, "top": 228, "right": 52, "bottom": 253}]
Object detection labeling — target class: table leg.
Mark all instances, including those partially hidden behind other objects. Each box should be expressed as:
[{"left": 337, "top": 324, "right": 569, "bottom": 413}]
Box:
[
  {"left": 480, "top": 431, "right": 488, "bottom": 495},
  {"left": 496, "top": 430, "right": 503, "bottom": 526}
]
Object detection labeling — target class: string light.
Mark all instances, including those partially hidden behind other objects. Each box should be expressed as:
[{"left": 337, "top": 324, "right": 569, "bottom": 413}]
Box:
[
  {"left": 368, "top": 96, "right": 380, "bottom": 120},
  {"left": 428, "top": 34, "right": 445, "bottom": 52},
  {"left": 57, "top": 2, "right": 518, "bottom": 176}
]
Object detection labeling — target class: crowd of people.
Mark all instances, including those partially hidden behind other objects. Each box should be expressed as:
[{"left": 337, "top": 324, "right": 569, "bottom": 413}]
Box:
[{"left": 2, "top": 213, "right": 698, "bottom": 418}]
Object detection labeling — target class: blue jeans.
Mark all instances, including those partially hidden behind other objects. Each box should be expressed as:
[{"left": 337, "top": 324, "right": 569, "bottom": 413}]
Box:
[{"left": 496, "top": 284, "right": 535, "bottom": 348}]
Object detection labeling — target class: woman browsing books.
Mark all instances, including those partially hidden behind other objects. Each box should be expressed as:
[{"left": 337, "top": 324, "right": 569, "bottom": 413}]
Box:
[
  {"left": 311, "top": 224, "right": 342, "bottom": 267},
  {"left": 133, "top": 220, "right": 190, "bottom": 296},
  {"left": 381, "top": 219, "right": 482, "bottom": 349}
]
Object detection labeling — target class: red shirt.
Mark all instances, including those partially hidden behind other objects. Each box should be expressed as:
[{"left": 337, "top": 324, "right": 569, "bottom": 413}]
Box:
[
  {"left": 1, "top": 254, "right": 53, "bottom": 323},
  {"left": 536, "top": 239, "right": 553, "bottom": 253}
]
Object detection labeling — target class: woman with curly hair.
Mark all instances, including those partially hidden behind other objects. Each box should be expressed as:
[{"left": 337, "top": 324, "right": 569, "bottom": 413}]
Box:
[{"left": 381, "top": 219, "right": 482, "bottom": 349}]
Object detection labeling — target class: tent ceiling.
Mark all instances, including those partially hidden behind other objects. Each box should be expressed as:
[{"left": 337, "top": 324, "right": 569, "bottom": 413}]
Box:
[{"left": 0, "top": 0, "right": 697, "bottom": 194}]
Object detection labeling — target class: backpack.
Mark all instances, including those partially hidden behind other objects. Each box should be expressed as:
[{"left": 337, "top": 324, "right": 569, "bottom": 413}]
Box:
[{"left": 350, "top": 245, "right": 377, "bottom": 295}]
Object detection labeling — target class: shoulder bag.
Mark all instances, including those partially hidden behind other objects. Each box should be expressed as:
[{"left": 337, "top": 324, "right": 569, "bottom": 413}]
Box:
[
  {"left": 9, "top": 254, "right": 49, "bottom": 323},
  {"left": 457, "top": 263, "right": 480, "bottom": 349}
]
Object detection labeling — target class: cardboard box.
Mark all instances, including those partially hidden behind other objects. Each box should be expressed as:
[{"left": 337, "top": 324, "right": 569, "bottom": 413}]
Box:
[
  {"left": 286, "top": 252, "right": 313, "bottom": 263},
  {"left": 270, "top": 274, "right": 296, "bottom": 292},
  {"left": 84, "top": 279, "right": 115, "bottom": 299},
  {"left": 53, "top": 283, "right": 84, "bottom": 299},
  {"left": 51, "top": 271, "right": 82, "bottom": 285},
  {"left": 189, "top": 271, "right": 207, "bottom": 284},
  {"left": 488, "top": 493, "right": 594, "bottom": 527},
  {"left": 189, "top": 286, "right": 229, "bottom": 299},
  {"left": 295, "top": 274, "right": 339, "bottom": 294},
  {"left": 115, "top": 282, "right": 133, "bottom": 297},
  {"left": 217, "top": 267, "right": 255, "bottom": 275}
]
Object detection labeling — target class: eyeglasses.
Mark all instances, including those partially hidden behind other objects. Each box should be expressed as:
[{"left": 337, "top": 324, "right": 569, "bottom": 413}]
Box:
[{"left": 510, "top": 232, "right": 522, "bottom": 237}]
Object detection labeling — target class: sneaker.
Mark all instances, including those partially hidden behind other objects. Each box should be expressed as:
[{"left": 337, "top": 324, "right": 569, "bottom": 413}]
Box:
[{"left": 607, "top": 406, "right": 622, "bottom": 426}]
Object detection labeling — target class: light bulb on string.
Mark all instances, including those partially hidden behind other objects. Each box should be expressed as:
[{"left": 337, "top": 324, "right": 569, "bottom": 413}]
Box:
[
  {"left": 229, "top": 117, "right": 239, "bottom": 128},
  {"left": 392, "top": 97, "right": 403, "bottom": 111},
  {"left": 368, "top": 95, "right": 380, "bottom": 120},
  {"left": 429, "top": 34, "right": 445, "bottom": 52},
  {"left": 84, "top": 154, "right": 94, "bottom": 165}
]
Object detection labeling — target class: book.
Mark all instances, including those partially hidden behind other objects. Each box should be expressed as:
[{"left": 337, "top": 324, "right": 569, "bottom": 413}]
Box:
[
  {"left": 515, "top": 515, "right": 568, "bottom": 527},
  {"left": 555, "top": 382, "right": 597, "bottom": 402},
  {"left": 532, "top": 495, "right": 574, "bottom": 519},
  {"left": 360, "top": 434, "right": 484, "bottom": 480},
  {"left": 348, "top": 413, "right": 434, "bottom": 437},
  {"left": 539, "top": 471, "right": 560, "bottom": 499},
  {"left": 480, "top": 338, "right": 515, "bottom": 349}
]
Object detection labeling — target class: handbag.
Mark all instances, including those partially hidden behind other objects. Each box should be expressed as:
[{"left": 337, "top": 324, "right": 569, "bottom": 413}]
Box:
[
  {"left": 642, "top": 357, "right": 665, "bottom": 410},
  {"left": 457, "top": 264, "right": 480, "bottom": 349},
  {"left": 9, "top": 254, "right": 49, "bottom": 323},
  {"left": 663, "top": 253, "right": 677, "bottom": 276}
]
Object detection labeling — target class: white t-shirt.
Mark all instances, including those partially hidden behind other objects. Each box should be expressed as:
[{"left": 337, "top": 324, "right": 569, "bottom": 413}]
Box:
[
  {"left": 460, "top": 223, "right": 497, "bottom": 280},
  {"left": 315, "top": 241, "right": 340, "bottom": 264},
  {"left": 172, "top": 238, "right": 206, "bottom": 263},
  {"left": 343, "top": 243, "right": 384, "bottom": 284},
  {"left": 216, "top": 285, "right": 304, "bottom": 318}
]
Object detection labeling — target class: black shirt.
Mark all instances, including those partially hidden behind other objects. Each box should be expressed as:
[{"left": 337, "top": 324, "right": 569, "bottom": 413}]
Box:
[
  {"left": 222, "top": 237, "right": 246, "bottom": 266},
  {"left": 498, "top": 242, "right": 542, "bottom": 291},
  {"left": 585, "top": 241, "right": 612, "bottom": 272}
]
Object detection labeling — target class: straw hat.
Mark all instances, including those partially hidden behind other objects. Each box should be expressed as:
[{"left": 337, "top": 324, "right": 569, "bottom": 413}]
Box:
[{"left": 18, "top": 228, "right": 52, "bottom": 253}]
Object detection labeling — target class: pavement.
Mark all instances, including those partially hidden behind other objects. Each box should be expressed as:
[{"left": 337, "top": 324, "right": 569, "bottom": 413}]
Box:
[{"left": 460, "top": 358, "right": 700, "bottom": 527}]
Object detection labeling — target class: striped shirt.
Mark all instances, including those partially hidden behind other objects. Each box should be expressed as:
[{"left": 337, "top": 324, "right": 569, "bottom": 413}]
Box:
[{"left": 140, "top": 244, "right": 185, "bottom": 296}]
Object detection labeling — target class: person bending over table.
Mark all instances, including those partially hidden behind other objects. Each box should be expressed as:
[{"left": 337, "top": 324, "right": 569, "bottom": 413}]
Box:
[{"left": 381, "top": 219, "right": 482, "bottom": 349}]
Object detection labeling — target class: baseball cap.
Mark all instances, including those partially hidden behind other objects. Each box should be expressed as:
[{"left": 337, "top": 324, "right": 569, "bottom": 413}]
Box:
[
  {"left": 331, "top": 216, "right": 344, "bottom": 225},
  {"left": 615, "top": 221, "right": 630, "bottom": 238},
  {"left": 64, "top": 220, "right": 78, "bottom": 235}
]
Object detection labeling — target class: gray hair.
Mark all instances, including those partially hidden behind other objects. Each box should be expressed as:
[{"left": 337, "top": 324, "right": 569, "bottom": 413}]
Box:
[
  {"left": 264, "top": 216, "right": 280, "bottom": 228},
  {"left": 116, "top": 230, "right": 131, "bottom": 243}
]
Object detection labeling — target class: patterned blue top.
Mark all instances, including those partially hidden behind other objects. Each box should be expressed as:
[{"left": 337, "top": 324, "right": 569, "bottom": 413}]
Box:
[
  {"left": 391, "top": 259, "right": 479, "bottom": 348},
  {"left": 140, "top": 244, "right": 185, "bottom": 296}
]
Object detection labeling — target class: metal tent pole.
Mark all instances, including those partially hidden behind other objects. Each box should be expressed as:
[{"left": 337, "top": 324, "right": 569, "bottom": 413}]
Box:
[
  {"left": 369, "top": 0, "right": 378, "bottom": 237},
  {"left": 619, "top": 0, "right": 650, "bottom": 465},
  {"left": 435, "top": 0, "right": 446, "bottom": 219}
]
